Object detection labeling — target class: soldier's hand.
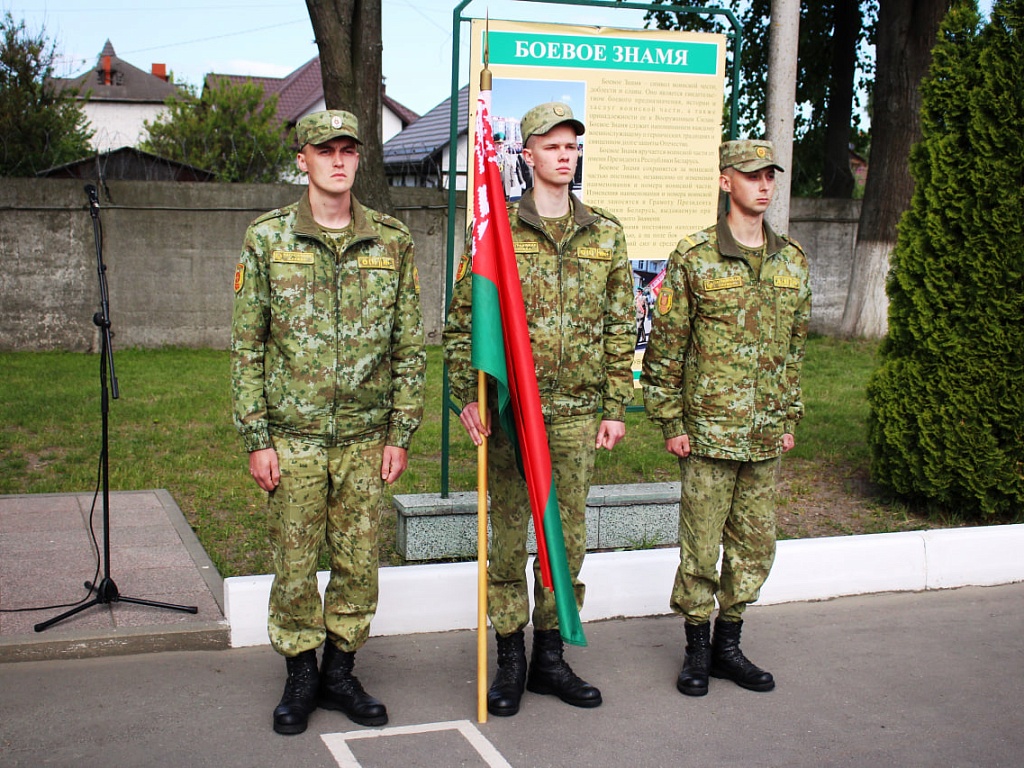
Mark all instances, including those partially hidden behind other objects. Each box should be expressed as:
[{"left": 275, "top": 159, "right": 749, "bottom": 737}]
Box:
[
  {"left": 381, "top": 446, "right": 408, "bottom": 484},
  {"left": 459, "top": 401, "right": 491, "bottom": 446},
  {"left": 665, "top": 434, "right": 690, "bottom": 458},
  {"left": 596, "top": 420, "right": 625, "bottom": 450},
  {"left": 782, "top": 433, "right": 795, "bottom": 452},
  {"left": 249, "top": 447, "right": 280, "bottom": 492}
]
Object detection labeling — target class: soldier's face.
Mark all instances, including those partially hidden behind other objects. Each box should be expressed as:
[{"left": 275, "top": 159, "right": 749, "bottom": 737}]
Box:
[
  {"left": 297, "top": 138, "right": 360, "bottom": 196},
  {"left": 522, "top": 124, "right": 579, "bottom": 190},
  {"left": 720, "top": 167, "right": 776, "bottom": 216}
]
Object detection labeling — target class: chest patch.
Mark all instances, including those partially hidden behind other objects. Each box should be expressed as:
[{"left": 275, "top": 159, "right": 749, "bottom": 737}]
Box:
[
  {"left": 703, "top": 275, "right": 744, "bottom": 292},
  {"left": 773, "top": 275, "right": 800, "bottom": 289},
  {"left": 577, "top": 247, "right": 611, "bottom": 261},
  {"left": 358, "top": 255, "right": 396, "bottom": 270},
  {"left": 272, "top": 250, "right": 314, "bottom": 265},
  {"left": 514, "top": 241, "right": 540, "bottom": 253}
]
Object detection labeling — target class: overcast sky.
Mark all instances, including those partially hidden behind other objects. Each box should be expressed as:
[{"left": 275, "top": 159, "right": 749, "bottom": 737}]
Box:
[
  {"left": 8, "top": 1, "right": 996, "bottom": 118},
  {"left": 9, "top": 0, "right": 653, "bottom": 116}
]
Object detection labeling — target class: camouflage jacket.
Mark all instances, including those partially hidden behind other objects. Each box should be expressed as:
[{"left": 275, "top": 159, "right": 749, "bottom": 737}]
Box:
[
  {"left": 231, "top": 191, "right": 425, "bottom": 453},
  {"left": 642, "top": 215, "right": 811, "bottom": 461},
  {"left": 444, "top": 190, "right": 635, "bottom": 421}
]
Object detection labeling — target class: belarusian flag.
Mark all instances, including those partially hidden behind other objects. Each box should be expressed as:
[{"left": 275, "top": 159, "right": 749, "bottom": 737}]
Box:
[{"left": 470, "top": 86, "right": 586, "bottom": 647}]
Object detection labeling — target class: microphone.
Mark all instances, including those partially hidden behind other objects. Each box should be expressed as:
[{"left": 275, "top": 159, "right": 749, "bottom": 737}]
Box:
[{"left": 84, "top": 184, "right": 100, "bottom": 217}]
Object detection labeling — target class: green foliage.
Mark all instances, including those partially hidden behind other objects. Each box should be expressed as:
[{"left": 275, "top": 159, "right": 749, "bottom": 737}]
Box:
[
  {"left": 867, "top": 0, "right": 1024, "bottom": 519},
  {"left": 141, "top": 76, "right": 295, "bottom": 182},
  {"left": 646, "top": 0, "right": 876, "bottom": 196},
  {"left": 0, "top": 13, "right": 93, "bottom": 176}
]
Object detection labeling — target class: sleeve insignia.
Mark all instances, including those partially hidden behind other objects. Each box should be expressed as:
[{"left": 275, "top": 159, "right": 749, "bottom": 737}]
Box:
[
  {"left": 233, "top": 263, "right": 245, "bottom": 293},
  {"left": 455, "top": 254, "right": 470, "bottom": 282},
  {"left": 657, "top": 287, "right": 674, "bottom": 315}
]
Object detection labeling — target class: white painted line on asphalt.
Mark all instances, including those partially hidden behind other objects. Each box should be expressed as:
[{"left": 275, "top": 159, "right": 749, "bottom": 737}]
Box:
[{"left": 321, "top": 719, "right": 513, "bottom": 768}]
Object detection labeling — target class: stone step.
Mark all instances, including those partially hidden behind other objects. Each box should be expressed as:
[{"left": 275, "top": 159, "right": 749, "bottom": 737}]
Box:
[{"left": 392, "top": 482, "right": 681, "bottom": 562}]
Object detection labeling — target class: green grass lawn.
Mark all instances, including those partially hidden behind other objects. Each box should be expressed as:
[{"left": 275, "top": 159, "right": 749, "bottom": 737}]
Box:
[{"left": 0, "top": 337, "right": 881, "bottom": 576}]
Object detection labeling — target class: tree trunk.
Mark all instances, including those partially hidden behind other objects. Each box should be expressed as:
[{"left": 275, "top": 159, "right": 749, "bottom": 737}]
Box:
[
  {"left": 306, "top": 0, "right": 394, "bottom": 215},
  {"left": 839, "top": 0, "right": 950, "bottom": 338},
  {"left": 764, "top": 0, "right": 800, "bottom": 235},
  {"left": 821, "top": 0, "right": 860, "bottom": 198}
]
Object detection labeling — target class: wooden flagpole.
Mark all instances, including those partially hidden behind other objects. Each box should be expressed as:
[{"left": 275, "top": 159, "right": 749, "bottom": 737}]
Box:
[
  {"left": 476, "top": 370, "right": 489, "bottom": 723},
  {"left": 476, "top": 21, "right": 492, "bottom": 725}
]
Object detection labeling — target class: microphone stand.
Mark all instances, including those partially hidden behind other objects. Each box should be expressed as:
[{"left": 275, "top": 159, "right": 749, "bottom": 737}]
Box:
[{"left": 35, "top": 184, "right": 198, "bottom": 632}]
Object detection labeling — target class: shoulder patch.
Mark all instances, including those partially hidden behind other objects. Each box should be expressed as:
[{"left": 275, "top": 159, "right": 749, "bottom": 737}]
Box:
[
  {"left": 587, "top": 204, "right": 623, "bottom": 227},
  {"left": 678, "top": 230, "right": 711, "bottom": 254},
  {"left": 782, "top": 234, "right": 807, "bottom": 257},
  {"left": 252, "top": 207, "right": 288, "bottom": 226},
  {"left": 372, "top": 210, "right": 411, "bottom": 235}
]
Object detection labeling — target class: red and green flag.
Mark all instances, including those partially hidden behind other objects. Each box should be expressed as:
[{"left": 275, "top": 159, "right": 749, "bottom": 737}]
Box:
[{"left": 470, "top": 86, "right": 586, "bottom": 647}]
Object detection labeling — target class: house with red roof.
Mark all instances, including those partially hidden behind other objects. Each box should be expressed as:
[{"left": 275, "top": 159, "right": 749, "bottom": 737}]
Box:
[
  {"left": 206, "top": 57, "right": 419, "bottom": 145},
  {"left": 53, "top": 40, "right": 182, "bottom": 152}
]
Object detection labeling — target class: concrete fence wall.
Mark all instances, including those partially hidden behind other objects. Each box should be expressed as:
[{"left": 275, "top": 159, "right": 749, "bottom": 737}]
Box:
[{"left": 0, "top": 179, "right": 857, "bottom": 352}]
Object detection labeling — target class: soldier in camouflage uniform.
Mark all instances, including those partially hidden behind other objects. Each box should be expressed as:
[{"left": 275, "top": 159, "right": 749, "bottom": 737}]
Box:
[
  {"left": 642, "top": 139, "right": 811, "bottom": 698},
  {"left": 444, "top": 102, "right": 635, "bottom": 717},
  {"left": 231, "top": 110, "right": 425, "bottom": 735}
]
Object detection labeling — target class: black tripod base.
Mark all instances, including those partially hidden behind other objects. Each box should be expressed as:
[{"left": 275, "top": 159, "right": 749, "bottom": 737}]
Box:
[{"left": 34, "top": 577, "right": 198, "bottom": 633}]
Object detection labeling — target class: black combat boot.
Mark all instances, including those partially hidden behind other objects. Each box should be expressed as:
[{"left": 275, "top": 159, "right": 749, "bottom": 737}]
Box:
[
  {"left": 677, "top": 621, "right": 712, "bottom": 697},
  {"left": 273, "top": 648, "right": 319, "bottom": 735},
  {"left": 710, "top": 618, "right": 775, "bottom": 692},
  {"left": 526, "top": 629, "right": 602, "bottom": 708},
  {"left": 488, "top": 630, "right": 528, "bottom": 716},
  {"left": 318, "top": 642, "right": 388, "bottom": 726}
]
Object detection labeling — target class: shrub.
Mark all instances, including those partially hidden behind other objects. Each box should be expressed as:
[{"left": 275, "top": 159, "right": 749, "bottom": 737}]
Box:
[{"left": 867, "top": 0, "right": 1024, "bottom": 518}]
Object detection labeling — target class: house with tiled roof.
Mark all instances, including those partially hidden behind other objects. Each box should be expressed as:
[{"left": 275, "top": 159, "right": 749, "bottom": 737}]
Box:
[
  {"left": 207, "top": 57, "right": 419, "bottom": 145},
  {"left": 383, "top": 85, "right": 469, "bottom": 190},
  {"left": 53, "top": 41, "right": 183, "bottom": 152}
]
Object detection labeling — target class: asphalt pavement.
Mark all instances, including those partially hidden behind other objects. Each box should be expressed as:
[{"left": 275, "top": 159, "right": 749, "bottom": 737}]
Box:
[{"left": 2, "top": 583, "right": 1023, "bottom": 768}]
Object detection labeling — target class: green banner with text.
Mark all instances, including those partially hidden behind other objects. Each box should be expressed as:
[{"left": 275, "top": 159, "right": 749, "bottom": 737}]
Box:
[{"left": 488, "top": 30, "right": 720, "bottom": 75}]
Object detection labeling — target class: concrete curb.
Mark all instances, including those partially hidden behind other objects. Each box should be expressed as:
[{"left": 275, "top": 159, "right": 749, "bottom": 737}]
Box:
[{"left": 224, "top": 523, "right": 1024, "bottom": 648}]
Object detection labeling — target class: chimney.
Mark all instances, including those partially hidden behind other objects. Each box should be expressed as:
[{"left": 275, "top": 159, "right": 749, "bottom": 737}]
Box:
[
  {"left": 151, "top": 63, "right": 167, "bottom": 82},
  {"left": 102, "top": 55, "right": 112, "bottom": 86}
]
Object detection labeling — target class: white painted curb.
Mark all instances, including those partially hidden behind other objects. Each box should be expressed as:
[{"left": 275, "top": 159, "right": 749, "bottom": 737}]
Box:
[{"left": 224, "top": 524, "right": 1024, "bottom": 648}]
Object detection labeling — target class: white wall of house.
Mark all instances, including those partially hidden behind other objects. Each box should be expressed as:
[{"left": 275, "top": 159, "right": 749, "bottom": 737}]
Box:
[
  {"left": 84, "top": 102, "right": 167, "bottom": 151},
  {"left": 382, "top": 108, "right": 404, "bottom": 143},
  {"left": 442, "top": 135, "right": 469, "bottom": 191}
]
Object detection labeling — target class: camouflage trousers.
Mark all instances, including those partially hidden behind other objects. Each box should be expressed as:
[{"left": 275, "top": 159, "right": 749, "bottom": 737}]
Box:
[
  {"left": 487, "top": 413, "right": 599, "bottom": 636},
  {"left": 266, "top": 434, "right": 385, "bottom": 657},
  {"left": 670, "top": 454, "right": 779, "bottom": 624}
]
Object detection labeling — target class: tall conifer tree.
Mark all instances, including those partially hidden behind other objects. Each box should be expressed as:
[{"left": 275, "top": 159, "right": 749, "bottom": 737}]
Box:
[{"left": 866, "top": 0, "right": 1024, "bottom": 518}]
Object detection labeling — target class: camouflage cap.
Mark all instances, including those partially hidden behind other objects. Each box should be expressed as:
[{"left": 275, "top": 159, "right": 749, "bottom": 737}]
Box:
[
  {"left": 520, "top": 102, "right": 585, "bottom": 145},
  {"left": 719, "top": 139, "right": 784, "bottom": 172},
  {"left": 296, "top": 109, "right": 362, "bottom": 147}
]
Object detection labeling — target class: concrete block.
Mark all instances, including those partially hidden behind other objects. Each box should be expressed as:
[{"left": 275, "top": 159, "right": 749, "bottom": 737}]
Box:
[
  {"left": 760, "top": 532, "right": 927, "bottom": 605},
  {"left": 223, "top": 524, "right": 1024, "bottom": 648},
  {"left": 393, "top": 482, "right": 682, "bottom": 562},
  {"left": 922, "top": 524, "right": 1024, "bottom": 589}
]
